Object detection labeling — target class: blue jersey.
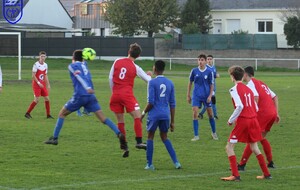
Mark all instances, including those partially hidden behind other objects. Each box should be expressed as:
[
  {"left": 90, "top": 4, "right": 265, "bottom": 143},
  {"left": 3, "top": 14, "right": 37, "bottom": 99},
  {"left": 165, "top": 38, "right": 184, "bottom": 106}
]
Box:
[
  {"left": 207, "top": 64, "right": 217, "bottom": 92},
  {"left": 147, "top": 75, "right": 176, "bottom": 120},
  {"left": 68, "top": 61, "right": 94, "bottom": 98},
  {"left": 189, "top": 66, "right": 214, "bottom": 100}
]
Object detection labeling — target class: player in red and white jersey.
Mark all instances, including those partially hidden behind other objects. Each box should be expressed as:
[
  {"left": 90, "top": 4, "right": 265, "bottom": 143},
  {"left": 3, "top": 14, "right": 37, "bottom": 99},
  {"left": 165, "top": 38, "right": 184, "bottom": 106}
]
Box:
[
  {"left": 221, "top": 66, "right": 271, "bottom": 181},
  {"left": 109, "top": 43, "right": 151, "bottom": 157},
  {"left": 25, "top": 51, "right": 53, "bottom": 119},
  {"left": 238, "top": 66, "right": 280, "bottom": 170}
]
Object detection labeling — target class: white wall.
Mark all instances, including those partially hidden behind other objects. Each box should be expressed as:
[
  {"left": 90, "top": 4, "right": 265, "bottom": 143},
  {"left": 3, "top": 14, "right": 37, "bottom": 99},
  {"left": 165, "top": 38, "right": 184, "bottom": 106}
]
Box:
[
  {"left": 18, "top": 0, "right": 73, "bottom": 29},
  {"left": 211, "top": 9, "right": 290, "bottom": 48}
]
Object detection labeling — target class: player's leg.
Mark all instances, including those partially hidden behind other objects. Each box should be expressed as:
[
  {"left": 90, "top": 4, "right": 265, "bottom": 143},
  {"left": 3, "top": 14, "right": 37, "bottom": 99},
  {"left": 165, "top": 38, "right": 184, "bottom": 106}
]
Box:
[
  {"left": 160, "top": 120, "right": 181, "bottom": 169},
  {"left": 206, "top": 103, "right": 218, "bottom": 140},
  {"left": 212, "top": 95, "right": 218, "bottom": 119},
  {"left": 145, "top": 120, "right": 156, "bottom": 170},
  {"left": 198, "top": 102, "right": 206, "bottom": 119},
  {"left": 221, "top": 142, "right": 240, "bottom": 181},
  {"left": 261, "top": 132, "right": 275, "bottom": 168},
  {"left": 129, "top": 109, "right": 147, "bottom": 149},
  {"left": 41, "top": 87, "right": 53, "bottom": 118},
  {"left": 238, "top": 143, "right": 252, "bottom": 170},
  {"left": 44, "top": 106, "right": 71, "bottom": 145},
  {"left": 76, "top": 108, "right": 83, "bottom": 116},
  {"left": 249, "top": 142, "right": 272, "bottom": 179},
  {"left": 25, "top": 88, "right": 41, "bottom": 118},
  {"left": 191, "top": 106, "right": 200, "bottom": 141}
]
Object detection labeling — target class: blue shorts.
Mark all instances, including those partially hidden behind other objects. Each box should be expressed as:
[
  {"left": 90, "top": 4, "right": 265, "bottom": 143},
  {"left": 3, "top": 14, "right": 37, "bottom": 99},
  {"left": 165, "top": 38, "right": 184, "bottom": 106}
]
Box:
[
  {"left": 192, "top": 95, "right": 212, "bottom": 108},
  {"left": 64, "top": 95, "right": 101, "bottom": 113},
  {"left": 146, "top": 119, "right": 169, "bottom": 133}
]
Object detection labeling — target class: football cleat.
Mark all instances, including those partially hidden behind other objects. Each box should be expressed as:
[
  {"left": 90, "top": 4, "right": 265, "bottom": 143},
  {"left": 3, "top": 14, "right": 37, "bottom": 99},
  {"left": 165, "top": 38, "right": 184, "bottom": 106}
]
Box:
[
  {"left": 237, "top": 163, "right": 246, "bottom": 171},
  {"left": 144, "top": 164, "right": 155, "bottom": 170},
  {"left": 211, "top": 133, "right": 219, "bottom": 140},
  {"left": 47, "top": 115, "right": 54, "bottom": 119},
  {"left": 268, "top": 161, "right": 276, "bottom": 168},
  {"left": 175, "top": 162, "right": 182, "bottom": 169},
  {"left": 135, "top": 143, "right": 147, "bottom": 150},
  {"left": 256, "top": 175, "right": 272, "bottom": 180},
  {"left": 221, "top": 175, "right": 241, "bottom": 181},
  {"left": 191, "top": 136, "right": 200, "bottom": 141},
  {"left": 198, "top": 113, "right": 203, "bottom": 119},
  {"left": 44, "top": 136, "right": 58, "bottom": 145},
  {"left": 214, "top": 116, "right": 219, "bottom": 119},
  {"left": 24, "top": 113, "right": 32, "bottom": 119}
]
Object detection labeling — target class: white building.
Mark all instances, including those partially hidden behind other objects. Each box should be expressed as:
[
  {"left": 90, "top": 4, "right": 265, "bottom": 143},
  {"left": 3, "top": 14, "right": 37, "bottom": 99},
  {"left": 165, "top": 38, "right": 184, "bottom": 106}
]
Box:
[{"left": 210, "top": 0, "right": 300, "bottom": 48}]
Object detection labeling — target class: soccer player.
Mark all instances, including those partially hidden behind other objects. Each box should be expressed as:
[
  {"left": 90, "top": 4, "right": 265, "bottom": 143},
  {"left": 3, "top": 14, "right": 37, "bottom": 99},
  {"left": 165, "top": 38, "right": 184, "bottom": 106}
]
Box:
[
  {"left": 221, "top": 66, "right": 271, "bottom": 181},
  {"left": 237, "top": 66, "right": 280, "bottom": 170},
  {"left": 24, "top": 51, "right": 53, "bottom": 119},
  {"left": 44, "top": 49, "right": 127, "bottom": 156},
  {"left": 141, "top": 60, "right": 181, "bottom": 170},
  {"left": 109, "top": 43, "right": 151, "bottom": 157},
  {"left": 198, "top": 55, "right": 220, "bottom": 119},
  {"left": 0, "top": 65, "right": 2, "bottom": 93},
  {"left": 187, "top": 54, "right": 218, "bottom": 141}
]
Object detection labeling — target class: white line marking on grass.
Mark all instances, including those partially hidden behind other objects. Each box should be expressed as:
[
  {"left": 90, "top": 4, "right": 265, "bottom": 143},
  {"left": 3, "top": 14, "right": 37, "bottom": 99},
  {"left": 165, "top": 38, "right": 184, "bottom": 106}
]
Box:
[{"left": 1, "top": 165, "right": 299, "bottom": 190}]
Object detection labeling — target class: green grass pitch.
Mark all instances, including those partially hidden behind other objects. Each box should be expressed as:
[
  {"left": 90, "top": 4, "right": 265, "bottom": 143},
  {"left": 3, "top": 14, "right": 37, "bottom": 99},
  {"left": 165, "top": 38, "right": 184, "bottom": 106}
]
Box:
[{"left": 0, "top": 58, "right": 299, "bottom": 189}]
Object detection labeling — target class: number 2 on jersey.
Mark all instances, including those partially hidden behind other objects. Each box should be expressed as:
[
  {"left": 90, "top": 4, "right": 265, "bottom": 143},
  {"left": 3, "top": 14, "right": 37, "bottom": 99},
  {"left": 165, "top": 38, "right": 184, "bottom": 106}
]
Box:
[
  {"left": 119, "top": 67, "right": 127, "bottom": 79},
  {"left": 160, "top": 84, "right": 166, "bottom": 97}
]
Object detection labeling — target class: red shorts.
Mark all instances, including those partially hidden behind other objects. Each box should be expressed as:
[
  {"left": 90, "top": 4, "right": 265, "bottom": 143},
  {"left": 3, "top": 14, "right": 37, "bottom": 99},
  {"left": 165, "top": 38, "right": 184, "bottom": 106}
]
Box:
[
  {"left": 110, "top": 94, "right": 140, "bottom": 113},
  {"left": 33, "top": 86, "right": 48, "bottom": 97},
  {"left": 228, "top": 117, "right": 262, "bottom": 144},
  {"left": 257, "top": 113, "right": 277, "bottom": 132}
]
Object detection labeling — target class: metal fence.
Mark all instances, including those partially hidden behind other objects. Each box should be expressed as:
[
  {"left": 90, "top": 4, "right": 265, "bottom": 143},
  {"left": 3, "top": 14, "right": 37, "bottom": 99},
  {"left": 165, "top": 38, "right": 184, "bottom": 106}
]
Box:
[{"left": 182, "top": 34, "right": 277, "bottom": 50}]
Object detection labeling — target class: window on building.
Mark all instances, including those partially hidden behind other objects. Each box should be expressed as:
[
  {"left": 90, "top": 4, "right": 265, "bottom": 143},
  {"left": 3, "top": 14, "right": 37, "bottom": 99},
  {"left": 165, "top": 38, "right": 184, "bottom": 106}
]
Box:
[{"left": 257, "top": 20, "right": 273, "bottom": 33}]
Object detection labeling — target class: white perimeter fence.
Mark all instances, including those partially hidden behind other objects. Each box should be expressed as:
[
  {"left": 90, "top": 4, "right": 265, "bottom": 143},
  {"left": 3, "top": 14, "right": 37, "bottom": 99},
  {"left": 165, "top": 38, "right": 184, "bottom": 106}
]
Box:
[{"left": 154, "top": 57, "right": 300, "bottom": 71}]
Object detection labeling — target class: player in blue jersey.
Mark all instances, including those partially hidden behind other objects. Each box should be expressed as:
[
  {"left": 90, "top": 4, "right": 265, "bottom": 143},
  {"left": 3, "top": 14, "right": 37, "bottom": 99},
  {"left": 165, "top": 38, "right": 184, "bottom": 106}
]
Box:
[
  {"left": 187, "top": 54, "right": 218, "bottom": 141},
  {"left": 141, "top": 60, "right": 181, "bottom": 170},
  {"left": 44, "top": 49, "right": 127, "bottom": 157},
  {"left": 198, "top": 55, "right": 219, "bottom": 119}
]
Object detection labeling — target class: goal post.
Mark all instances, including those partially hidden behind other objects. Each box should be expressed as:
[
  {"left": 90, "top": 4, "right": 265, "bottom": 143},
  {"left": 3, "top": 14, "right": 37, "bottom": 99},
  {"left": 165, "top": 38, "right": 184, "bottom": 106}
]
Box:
[{"left": 0, "top": 32, "right": 22, "bottom": 80}]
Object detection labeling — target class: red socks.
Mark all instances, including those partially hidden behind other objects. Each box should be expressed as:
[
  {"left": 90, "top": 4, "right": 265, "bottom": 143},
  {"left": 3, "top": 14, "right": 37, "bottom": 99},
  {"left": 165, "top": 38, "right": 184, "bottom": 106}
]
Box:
[
  {"left": 261, "top": 139, "right": 272, "bottom": 163},
  {"left": 239, "top": 143, "right": 252, "bottom": 165},
  {"left": 229, "top": 155, "right": 239, "bottom": 177},
  {"left": 134, "top": 118, "right": 143, "bottom": 138},
  {"left": 26, "top": 101, "right": 37, "bottom": 113},
  {"left": 118, "top": 123, "right": 126, "bottom": 141},
  {"left": 45, "top": 101, "right": 50, "bottom": 115},
  {"left": 256, "top": 154, "right": 270, "bottom": 176}
]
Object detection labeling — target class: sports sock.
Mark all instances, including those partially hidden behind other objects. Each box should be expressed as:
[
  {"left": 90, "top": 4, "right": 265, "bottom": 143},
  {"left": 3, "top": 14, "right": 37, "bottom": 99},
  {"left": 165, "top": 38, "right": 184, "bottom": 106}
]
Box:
[
  {"left": 200, "top": 106, "right": 206, "bottom": 115},
  {"left": 163, "top": 139, "right": 178, "bottom": 164},
  {"left": 260, "top": 139, "right": 272, "bottom": 163},
  {"left": 26, "top": 101, "right": 37, "bottom": 113},
  {"left": 53, "top": 118, "right": 65, "bottom": 138},
  {"left": 193, "top": 119, "right": 199, "bottom": 136},
  {"left": 118, "top": 123, "right": 126, "bottom": 141},
  {"left": 134, "top": 118, "right": 143, "bottom": 138},
  {"left": 212, "top": 104, "right": 217, "bottom": 117},
  {"left": 239, "top": 144, "right": 252, "bottom": 165},
  {"left": 45, "top": 101, "right": 50, "bottom": 115},
  {"left": 256, "top": 154, "right": 270, "bottom": 177},
  {"left": 229, "top": 155, "right": 239, "bottom": 177},
  {"left": 209, "top": 117, "right": 216, "bottom": 133},
  {"left": 146, "top": 139, "right": 154, "bottom": 166},
  {"left": 104, "top": 118, "right": 120, "bottom": 135}
]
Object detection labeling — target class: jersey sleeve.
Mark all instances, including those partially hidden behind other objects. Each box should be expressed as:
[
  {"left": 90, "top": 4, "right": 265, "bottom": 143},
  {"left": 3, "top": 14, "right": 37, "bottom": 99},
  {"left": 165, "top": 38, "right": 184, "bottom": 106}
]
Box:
[
  {"left": 228, "top": 87, "right": 244, "bottom": 124},
  {"left": 136, "top": 64, "right": 151, "bottom": 82},
  {"left": 247, "top": 80, "right": 258, "bottom": 97},
  {"left": 169, "top": 82, "right": 176, "bottom": 109},
  {"left": 147, "top": 80, "right": 155, "bottom": 105},
  {"left": 45, "top": 63, "right": 48, "bottom": 74},
  {"left": 32, "top": 63, "right": 38, "bottom": 73},
  {"left": 108, "top": 62, "right": 116, "bottom": 90},
  {"left": 268, "top": 87, "right": 276, "bottom": 98},
  {"left": 189, "top": 69, "right": 194, "bottom": 82},
  {"left": 68, "top": 64, "right": 91, "bottom": 90}
]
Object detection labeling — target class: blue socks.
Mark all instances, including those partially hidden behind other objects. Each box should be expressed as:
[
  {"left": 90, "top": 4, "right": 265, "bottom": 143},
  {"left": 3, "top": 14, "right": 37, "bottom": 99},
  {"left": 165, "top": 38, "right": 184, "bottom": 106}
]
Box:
[
  {"left": 146, "top": 139, "right": 154, "bottom": 166},
  {"left": 53, "top": 117, "right": 65, "bottom": 138},
  {"left": 209, "top": 117, "right": 216, "bottom": 133},
  {"left": 104, "top": 118, "right": 120, "bottom": 135},
  {"left": 193, "top": 119, "right": 199, "bottom": 136},
  {"left": 163, "top": 139, "right": 178, "bottom": 164}
]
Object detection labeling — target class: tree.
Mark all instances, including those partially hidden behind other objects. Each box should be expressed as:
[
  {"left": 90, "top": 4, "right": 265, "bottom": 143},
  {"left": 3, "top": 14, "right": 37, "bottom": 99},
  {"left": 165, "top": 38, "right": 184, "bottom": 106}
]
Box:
[
  {"left": 105, "top": 0, "right": 179, "bottom": 37},
  {"left": 284, "top": 16, "right": 300, "bottom": 48},
  {"left": 180, "top": 0, "right": 212, "bottom": 34}
]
